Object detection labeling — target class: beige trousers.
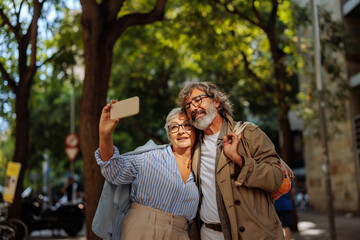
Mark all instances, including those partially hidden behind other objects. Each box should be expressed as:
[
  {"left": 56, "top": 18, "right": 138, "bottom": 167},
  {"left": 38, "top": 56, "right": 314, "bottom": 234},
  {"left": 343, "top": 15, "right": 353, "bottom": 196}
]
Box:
[{"left": 121, "top": 202, "right": 190, "bottom": 240}]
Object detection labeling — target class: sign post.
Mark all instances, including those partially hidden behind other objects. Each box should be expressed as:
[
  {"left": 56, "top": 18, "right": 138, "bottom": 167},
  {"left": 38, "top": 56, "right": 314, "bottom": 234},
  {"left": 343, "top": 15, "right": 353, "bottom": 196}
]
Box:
[{"left": 65, "top": 133, "right": 79, "bottom": 162}]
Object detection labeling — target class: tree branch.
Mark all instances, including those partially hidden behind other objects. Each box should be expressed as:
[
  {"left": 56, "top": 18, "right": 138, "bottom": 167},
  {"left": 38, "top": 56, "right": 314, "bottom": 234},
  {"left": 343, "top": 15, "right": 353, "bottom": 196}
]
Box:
[
  {"left": 112, "top": 0, "right": 168, "bottom": 39},
  {"left": 240, "top": 50, "right": 274, "bottom": 93},
  {"left": 266, "top": 0, "right": 278, "bottom": 33},
  {"left": 15, "top": 1, "right": 25, "bottom": 31},
  {"left": 104, "top": 0, "right": 126, "bottom": 22},
  {"left": 79, "top": 0, "right": 99, "bottom": 16},
  {"left": 28, "top": 0, "right": 43, "bottom": 73},
  {"left": 37, "top": 46, "right": 65, "bottom": 68},
  {"left": 0, "top": 61, "right": 17, "bottom": 92},
  {"left": 251, "top": 0, "right": 266, "bottom": 30},
  {"left": 121, "top": 119, "right": 166, "bottom": 145},
  {"left": 212, "top": 0, "right": 260, "bottom": 27},
  {"left": 0, "top": 6, "right": 21, "bottom": 41}
]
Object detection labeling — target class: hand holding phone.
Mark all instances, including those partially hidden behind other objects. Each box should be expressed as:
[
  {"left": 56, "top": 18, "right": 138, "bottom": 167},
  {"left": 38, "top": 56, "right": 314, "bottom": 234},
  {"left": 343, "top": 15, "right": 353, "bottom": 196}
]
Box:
[{"left": 110, "top": 96, "right": 140, "bottom": 120}]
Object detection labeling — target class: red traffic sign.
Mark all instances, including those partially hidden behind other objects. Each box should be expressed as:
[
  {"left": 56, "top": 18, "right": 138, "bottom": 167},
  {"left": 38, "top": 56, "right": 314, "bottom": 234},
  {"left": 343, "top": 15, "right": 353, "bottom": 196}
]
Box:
[
  {"left": 65, "top": 147, "right": 79, "bottom": 162},
  {"left": 65, "top": 133, "right": 79, "bottom": 148}
]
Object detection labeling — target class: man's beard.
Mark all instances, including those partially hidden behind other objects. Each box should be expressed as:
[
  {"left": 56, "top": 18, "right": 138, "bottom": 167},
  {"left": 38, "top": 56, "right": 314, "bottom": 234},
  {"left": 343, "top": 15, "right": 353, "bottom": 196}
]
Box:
[{"left": 190, "top": 102, "right": 218, "bottom": 130}]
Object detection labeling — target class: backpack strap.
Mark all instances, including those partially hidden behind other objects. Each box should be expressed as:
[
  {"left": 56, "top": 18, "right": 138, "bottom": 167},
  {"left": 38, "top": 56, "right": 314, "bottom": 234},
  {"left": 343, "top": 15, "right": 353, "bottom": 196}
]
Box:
[{"left": 233, "top": 121, "right": 251, "bottom": 136}]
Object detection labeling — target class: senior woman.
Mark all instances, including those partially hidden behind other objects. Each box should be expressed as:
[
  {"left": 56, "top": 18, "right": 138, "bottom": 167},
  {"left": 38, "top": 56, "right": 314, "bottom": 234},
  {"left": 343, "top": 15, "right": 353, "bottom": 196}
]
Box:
[{"left": 95, "top": 100, "right": 199, "bottom": 240}]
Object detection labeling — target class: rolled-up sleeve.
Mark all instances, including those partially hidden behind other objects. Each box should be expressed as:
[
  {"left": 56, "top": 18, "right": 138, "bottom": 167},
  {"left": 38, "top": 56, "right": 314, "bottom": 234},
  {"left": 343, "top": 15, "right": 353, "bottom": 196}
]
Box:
[{"left": 95, "top": 146, "right": 144, "bottom": 185}]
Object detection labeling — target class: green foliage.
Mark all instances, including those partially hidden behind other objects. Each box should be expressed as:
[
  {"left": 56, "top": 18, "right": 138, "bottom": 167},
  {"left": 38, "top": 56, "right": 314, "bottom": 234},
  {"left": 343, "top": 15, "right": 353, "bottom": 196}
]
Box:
[
  {"left": 168, "top": 0, "right": 300, "bottom": 123},
  {"left": 108, "top": 0, "right": 306, "bottom": 149},
  {"left": 28, "top": 74, "right": 82, "bottom": 168},
  {"left": 109, "top": 1, "right": 249, "bottom": 151},
  {"left": 110, "top": 21, "right": 191, "bottom": 150},
  {"left": 25, "top": 9, "right": 84, "bottom": 190},
  {"left": 119, "top": 0, "right": 158, "bottom": 17},
  {"left": 0, "top": 0, "right": 351, "bottom": 191},
  {"left": 0, "top": 1, "right": 84, "bottom": 191},
  {"left": 0, "top": 132, "right": 14, "bottom": 185}
]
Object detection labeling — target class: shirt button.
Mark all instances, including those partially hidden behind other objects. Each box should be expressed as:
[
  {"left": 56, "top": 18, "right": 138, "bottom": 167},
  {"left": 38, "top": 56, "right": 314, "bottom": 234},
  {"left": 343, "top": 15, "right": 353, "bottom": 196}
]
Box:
[
  {"left": 234, "top": 199, "right": 240, "bottom": 205},
  {"left": 239, "top": 226, "right": 245, "bottom": 232}
]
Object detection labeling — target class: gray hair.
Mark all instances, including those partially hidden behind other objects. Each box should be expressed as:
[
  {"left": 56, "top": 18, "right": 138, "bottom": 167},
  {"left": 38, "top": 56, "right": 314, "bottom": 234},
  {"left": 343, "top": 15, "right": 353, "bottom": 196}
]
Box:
[
  {"left": 164, "top": 108, "right": 184, "bottom": 141},
  {"left": 178, "top": 82, "right": 233, "bottom": 117}
]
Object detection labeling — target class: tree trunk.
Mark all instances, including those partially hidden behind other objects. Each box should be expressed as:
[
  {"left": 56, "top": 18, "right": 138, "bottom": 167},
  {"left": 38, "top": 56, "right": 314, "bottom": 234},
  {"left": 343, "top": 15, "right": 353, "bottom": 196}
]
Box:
[
  {"left": 8, "top": 88, "right": 30, "bottom": 218},
  {"left": 1, "top": 0, "right": 41, "bottom": 219},
  {"left": 79, "top": 21, "right": 114, "bottom": 239},
  {"left": 266, "top": 27, "right": 292, "bottom": 165},
  {"left": 78, "top": 2, "right": 167, "bottom": 238},
  {"left": 266, "top": 17, "right": 298, "bottom": 231},
  {"left": 278, "top": 114, "right": 292, "bottom": 165}
]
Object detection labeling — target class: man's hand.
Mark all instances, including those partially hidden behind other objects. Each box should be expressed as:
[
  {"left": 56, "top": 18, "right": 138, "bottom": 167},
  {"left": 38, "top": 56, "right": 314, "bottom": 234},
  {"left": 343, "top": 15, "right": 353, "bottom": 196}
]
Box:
[{"left": 223, "top": 132, "right": 244, "bottom": 167}]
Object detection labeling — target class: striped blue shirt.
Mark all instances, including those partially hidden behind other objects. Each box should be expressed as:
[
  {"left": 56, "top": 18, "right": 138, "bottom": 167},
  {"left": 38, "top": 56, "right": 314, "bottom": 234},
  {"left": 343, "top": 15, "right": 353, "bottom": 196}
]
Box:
[{"left": 95, "top": 145, "right": 199, "bottom": 221}]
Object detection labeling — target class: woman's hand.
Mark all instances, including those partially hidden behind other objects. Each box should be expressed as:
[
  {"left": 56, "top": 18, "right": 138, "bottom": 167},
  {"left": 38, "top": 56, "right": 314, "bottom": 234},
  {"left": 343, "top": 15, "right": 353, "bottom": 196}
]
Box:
[
  {"left": 223, "top": 132, "right": 244, "bottom": 167},
  {"left": 99, "top": 99, "right": 119, "bottom": 137},
  {"left": 99, "top": 100, "right": 119, "bottom": 161}
]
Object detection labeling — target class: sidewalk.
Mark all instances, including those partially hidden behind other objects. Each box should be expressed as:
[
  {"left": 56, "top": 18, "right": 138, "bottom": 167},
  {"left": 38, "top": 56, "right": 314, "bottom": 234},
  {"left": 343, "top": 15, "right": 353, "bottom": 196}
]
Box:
[
  {"left": 291, "top": 209, "right": 360, "bottom": 240},
  {"left": 27, "top": 209, "right": 360, "bottom": 240},
  {"left": 29, "top": 225, "right": 85, "bottom": 240}
]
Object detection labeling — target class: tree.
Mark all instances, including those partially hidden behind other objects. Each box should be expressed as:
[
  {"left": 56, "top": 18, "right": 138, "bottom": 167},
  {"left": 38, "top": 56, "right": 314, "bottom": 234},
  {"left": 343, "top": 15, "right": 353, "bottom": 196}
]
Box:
[
  {"left": 78, "top": 1, "right": 168, "bottom": 238},
  {"left": 26, "top": 7, "right": 83, "bottom": 173},
  {"left": 0, "top": 0, "right": 64, "bottom": 217},
  {"left": 197, "top": 0, "right": 298, "bottom": 165},
  {"left": 108, "top": 10, "right": 210, "bottom": 151}
]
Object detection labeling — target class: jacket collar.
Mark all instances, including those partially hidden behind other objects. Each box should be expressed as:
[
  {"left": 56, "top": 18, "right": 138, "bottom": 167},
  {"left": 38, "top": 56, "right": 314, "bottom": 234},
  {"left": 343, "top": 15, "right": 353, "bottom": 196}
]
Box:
[{"left": 216, "top": 114, "right": 236, "bottom": 173}]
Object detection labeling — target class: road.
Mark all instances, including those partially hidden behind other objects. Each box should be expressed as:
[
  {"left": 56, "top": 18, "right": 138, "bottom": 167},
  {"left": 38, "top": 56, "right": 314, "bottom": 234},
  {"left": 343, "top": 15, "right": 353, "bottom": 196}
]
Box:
[
  {"left": 28, "top": 209, "right": 360, "bottom": 240},
  {"left": 29, "top": 225, "right": 85, "bottom": 240},
  {"left": 292, "top": 209, "right": 360, "bottom": 240}
]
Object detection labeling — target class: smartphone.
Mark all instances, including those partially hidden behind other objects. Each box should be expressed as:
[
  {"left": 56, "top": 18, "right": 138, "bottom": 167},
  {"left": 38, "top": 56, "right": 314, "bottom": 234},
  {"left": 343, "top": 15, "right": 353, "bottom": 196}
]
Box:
[{"left": 110, "top": 96, "right": 140, "bottom": 120}]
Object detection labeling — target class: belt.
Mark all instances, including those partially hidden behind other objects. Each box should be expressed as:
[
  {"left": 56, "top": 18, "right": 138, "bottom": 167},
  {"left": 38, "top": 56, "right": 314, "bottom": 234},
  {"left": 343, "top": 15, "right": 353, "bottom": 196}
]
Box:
[{"left": 204, "top": 223, "right": 222, "bottom": 232}]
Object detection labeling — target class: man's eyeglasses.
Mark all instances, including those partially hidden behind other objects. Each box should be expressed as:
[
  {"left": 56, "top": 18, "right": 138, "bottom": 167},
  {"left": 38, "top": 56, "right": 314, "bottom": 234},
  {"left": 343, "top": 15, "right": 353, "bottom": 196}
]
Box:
[
  {"left": 184, "top": 95, "right": 210, "bottom": 112},
  {"left": 168, "top": 121, "right": 193, "bottom": 133}
]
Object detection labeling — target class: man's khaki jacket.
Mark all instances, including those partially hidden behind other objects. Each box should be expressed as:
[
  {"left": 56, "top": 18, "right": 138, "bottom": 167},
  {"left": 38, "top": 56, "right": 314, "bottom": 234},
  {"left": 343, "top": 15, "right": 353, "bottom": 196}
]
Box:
[{"left": 191, "top": 115, "right": 286, "bottom": 240}]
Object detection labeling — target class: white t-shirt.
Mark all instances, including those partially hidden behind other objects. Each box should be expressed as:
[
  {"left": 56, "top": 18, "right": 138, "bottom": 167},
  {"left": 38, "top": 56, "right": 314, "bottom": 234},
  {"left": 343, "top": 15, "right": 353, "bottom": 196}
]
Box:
[{"left": 199, "top": 131, "right": 221, "bottom": 224}]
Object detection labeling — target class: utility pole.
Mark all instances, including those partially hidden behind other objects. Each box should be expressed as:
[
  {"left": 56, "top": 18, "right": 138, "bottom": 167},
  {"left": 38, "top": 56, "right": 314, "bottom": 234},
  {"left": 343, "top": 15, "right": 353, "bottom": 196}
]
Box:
[
  {"left": 70, "top": 66, "right": 76, "bottom": 178},
  {"left": 311, "top": 0, "right": 336, "bottom": 239}
]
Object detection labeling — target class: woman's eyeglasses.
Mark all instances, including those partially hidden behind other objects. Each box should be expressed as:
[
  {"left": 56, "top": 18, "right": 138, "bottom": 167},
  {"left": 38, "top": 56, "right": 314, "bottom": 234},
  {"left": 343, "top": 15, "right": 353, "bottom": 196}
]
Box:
[{"left": 168, "top": 121, "right": 193, "bottom": 133}]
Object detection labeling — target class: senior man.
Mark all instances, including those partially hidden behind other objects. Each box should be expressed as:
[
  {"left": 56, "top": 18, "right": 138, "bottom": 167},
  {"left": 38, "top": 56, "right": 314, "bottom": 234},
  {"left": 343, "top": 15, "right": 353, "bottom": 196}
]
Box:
[{"left": 178, "top": 82, "right": 290, "bottom": 240}]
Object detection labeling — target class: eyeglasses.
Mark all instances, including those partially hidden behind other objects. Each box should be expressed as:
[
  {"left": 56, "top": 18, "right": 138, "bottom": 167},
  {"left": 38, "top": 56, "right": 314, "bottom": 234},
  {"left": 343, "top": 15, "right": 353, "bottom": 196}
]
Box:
[
  {"left": 168, "top": 121, "right": 193, "bottom": 133},
  {"left": 183, "top": 95, "right": 210, "bottom": 112}
]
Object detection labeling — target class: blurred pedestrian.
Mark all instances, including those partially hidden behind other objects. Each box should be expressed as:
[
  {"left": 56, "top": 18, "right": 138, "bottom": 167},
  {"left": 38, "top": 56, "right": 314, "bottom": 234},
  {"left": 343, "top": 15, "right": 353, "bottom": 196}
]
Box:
[
  {"left": 275, "top": 183, "right": 295, "bottom": 240},
  {"left": 60, "top": 174, "right": 78, "bottom": 203}
]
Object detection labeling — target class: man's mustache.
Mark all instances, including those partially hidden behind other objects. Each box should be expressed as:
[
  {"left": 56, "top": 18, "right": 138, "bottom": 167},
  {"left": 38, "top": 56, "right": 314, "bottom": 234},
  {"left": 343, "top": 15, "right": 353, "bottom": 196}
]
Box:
[{"left": 191, "top": 109, "right": 206, "bottom": 121}]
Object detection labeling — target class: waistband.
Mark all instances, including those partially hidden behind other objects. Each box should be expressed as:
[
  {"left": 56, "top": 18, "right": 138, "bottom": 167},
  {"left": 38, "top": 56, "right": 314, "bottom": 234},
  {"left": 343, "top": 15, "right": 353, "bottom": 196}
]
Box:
[
  {"left": 131, "top": 202, "right": 188, "bottom": 231},
  {"left": 204, "top": 223, "right": 222, "bottom": 232}
]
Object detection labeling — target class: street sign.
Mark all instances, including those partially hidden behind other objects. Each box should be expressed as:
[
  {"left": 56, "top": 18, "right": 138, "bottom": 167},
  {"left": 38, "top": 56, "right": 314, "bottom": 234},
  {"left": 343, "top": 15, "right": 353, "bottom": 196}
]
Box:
[
  {"left": 65, "top": 147, "right": 79, "bottom": 162},
  {"left": 3, "top": 162, "right": 22, "bottom": 203},
  {"left": 65, "top": 133, "right": 79, "bottom": 148}
]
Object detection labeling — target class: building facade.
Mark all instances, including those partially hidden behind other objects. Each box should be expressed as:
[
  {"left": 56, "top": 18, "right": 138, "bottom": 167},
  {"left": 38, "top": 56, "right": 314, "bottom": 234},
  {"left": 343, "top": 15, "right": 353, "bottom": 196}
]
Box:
[{"left": 299, "top": 0, "right": 360, "bottom": 213}]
